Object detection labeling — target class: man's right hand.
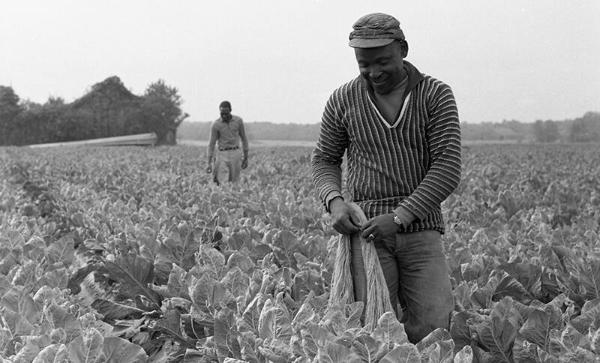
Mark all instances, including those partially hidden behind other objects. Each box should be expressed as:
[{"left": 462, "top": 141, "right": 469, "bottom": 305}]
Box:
[{"left": 329, "top": 197, "right": 362, "bottom": 235}]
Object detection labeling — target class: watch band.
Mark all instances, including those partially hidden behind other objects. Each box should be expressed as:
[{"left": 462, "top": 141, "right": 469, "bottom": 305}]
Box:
[{"left": 393, "top": 214, "right": 404, "bottom": 228}]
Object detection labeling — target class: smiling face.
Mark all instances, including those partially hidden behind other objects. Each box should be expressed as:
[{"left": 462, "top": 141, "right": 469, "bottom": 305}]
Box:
[
  {"left": 354, "top": 41, "right": 407, "bottom": 95},
  {"left": 220, "top": 105, "right": 232, "bottom": 121}
]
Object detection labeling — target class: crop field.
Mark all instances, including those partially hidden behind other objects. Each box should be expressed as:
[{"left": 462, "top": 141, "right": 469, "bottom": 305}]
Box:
[{"left": 1, "top": 143, "right": 600, "bottom": 362}]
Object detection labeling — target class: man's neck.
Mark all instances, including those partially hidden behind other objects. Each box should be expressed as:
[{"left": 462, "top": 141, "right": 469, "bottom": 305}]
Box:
[{"left": 372, "top": 76, "right": 408, "bottom": 124}]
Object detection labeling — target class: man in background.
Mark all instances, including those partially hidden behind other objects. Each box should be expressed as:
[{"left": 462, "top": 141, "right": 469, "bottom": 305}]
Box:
[
  {"left": 311, "top": 13, "right": 461, "bottom": 343},
  {"left": 207, "top": 101, "right": 249, "bottom": 184}
]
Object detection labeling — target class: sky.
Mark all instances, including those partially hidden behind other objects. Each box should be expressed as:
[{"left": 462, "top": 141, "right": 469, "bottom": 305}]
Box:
[{"left": 1, "top": 0, "right": 599, "bottom": 124}]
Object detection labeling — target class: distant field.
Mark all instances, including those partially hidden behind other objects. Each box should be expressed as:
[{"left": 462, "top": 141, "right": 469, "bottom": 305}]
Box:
[
  {"left": 179, "top": 138, "right": 522, "bottom": 148},
  {"left": 179, "top": 139, "right": 317, "bottom": 147}
]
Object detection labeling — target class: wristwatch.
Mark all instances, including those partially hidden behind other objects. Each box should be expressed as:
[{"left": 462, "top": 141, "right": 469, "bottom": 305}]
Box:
[{"left": 393, "top": 214, "right": 405, "bottom": 228}]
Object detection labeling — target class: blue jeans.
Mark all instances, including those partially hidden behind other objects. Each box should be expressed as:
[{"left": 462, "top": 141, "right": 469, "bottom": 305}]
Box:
[{"left": 351, "top": 230, "right": 453, "bottom": 343}]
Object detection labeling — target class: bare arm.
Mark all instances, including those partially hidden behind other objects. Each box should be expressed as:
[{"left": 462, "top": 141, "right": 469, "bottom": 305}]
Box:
[
  {"left": 207, "top": 122, "right": 219, "bottom": 164},
  {"left": 238, "top": 118, "right": 249, "bottom": 159}
]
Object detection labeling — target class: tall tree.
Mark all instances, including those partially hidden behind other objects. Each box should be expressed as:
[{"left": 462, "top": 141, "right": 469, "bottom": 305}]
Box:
[
  {"left": 0, "top": 86, "right": 23, "bottom": 145},
  {"left": 569, "top": 112, "right": 600, "bottom": 142},
  {"left": 141, "top": 80, "right": 188, "bottom": 145},
  {"left": 533, "top": 120, "right": 559, "bottom": 143}
]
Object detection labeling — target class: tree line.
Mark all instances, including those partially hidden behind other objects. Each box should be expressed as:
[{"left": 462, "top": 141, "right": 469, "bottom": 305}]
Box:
[
  {"left": 1, "top": 77, "right": 597, "bottom": 145},
  {"left": 178, "top": 112, "right": 600, "bottom": 143},
  {"left": 532, "top": 112, "right": 600, "bottom": 143},
  {"left": 458, "top": 112, "right": 600, "bottom": 143},
  {"left": 0, "top": 76, "right": 187, "bottom": 146}
]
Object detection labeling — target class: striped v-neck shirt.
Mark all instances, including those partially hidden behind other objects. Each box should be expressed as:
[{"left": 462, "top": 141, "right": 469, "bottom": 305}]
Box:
[{"left": 311, "top": 62, "right": 461, "bottom": 233}]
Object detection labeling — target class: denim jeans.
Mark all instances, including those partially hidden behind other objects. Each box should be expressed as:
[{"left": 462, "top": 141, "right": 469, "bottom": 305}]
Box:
[
  {"left": 351, "top": 230, "right": 453, "bottom": 343},
  {"left": 213, "top": 149, "right": 242, "bottom": 183}
]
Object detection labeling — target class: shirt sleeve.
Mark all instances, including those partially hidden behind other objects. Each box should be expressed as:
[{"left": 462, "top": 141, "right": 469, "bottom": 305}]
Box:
[
  {"left": 207, "top": 121, "right": 219, "bottom": 162},
  {"left": 396, "top": 83, "right": 461, "bottom": 219},
  {"left": 311, "top": 92, "right": 349, "bottom": 211}
]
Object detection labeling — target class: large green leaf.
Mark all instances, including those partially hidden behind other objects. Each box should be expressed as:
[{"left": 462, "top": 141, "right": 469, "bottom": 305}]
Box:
[
  {"left": 460, "top": 254, "right": 486, "bottom": 281},
  {"left": 346, "top": 301, "right": 364, "bottom": 330},
  {"left": 227, "top": 230, "right": 252, "bottom": 251},
  {"left": 292, "top": 293, "right": 317, "bottom": 332},
  {"left": 45, "top": 234, "right": 75, "bottom": 266},
  {"left": 471, "top": 273, "right": 498, "bottom": 309},
  {"left": 518, "top": 308, "right": 550, "bottom": 348},
  {"left": 215, "top": 308, "right": 240, "bottom": 360},
  {"left": 226, "top": 250, "right": 255, "bottom": 273},
  {"left": 307, "top": 323, "right": 336, "bottom": 354},
  {"left": 470, "top": 297, "right": 521, "bottom": 362},
  {"left": 0, "top": 248, "right": 20, "bottom": 276},
  {"left": 321, "top": 305, "right": 347, "bottom": 337},
  {"left": 91, "top": 299, "right": 145, "bottom": 322},
  {"left": 569, "top": 257, "right": 600, "bottom": 300},
  {"left": 560, "top": 324, "right": 591, "bottom": 352},
  {"left": 23, "top": 235, "right": 46, "bottom": 262},
  {"left": 512, "top": 336, "right": 542, "bottom": 363},
  {"left": 32, "top": 343, "right": 69, "bottom": 363},
  {"left": 155, "top": 308, "right": 188, "bottom": 344},
  {"left": 0, "top": 275, "right": 12, "bottom": 296},
  {"left": 249, "top": 242, "right": 273, "bottom": 260},
  {"left": 300, "top": 327, "right": 319, "bottom": 359},
  {"left": 258, "top": 298, "right": 276, "bottom": 340},
  {"left": 490, "top": 270, "right": 531, "bottom": 303},
  {"left": 47, "top": 301, "right": 81, "bottom": 336},
  {"left": 104, "top": 253, "right": 161, "bottom": 306},
  {"left": 102, "top": 337, "right": 148, "bottom": 362},
  {"left": 166, "top": 262, "right": 189, "bottom": 298},
  {"left": 453, "top": 345, "right": 473, "bottom": 363},
  {"left": 371, "top": 312, "right": 409, "bottom": 347},
  {"left": 323, "top": 340, "right": 361, "bottom": 362},
  {"left": 416, "top": 328, "right": 454, "bottom": 363},
  {"left": 271, "top": 230, "right": 299, "bottom": 251},
  {"left": 221, "top": 266, "right": 250, "bottom": 298},
  {"left": 238, "top": 331, "right": 259, "bottom": 363},
  {"left": 570, "top": 298, "right": 600, "bottom": 334},
  {"left": 454, "top": 281, "right": 476, "bottom": 310},
  {"left": 156, "top": 231, "right": 197, "bottom": 270},
  {"left": 292, "top": 268, "right": 325, "bottom": 300},
  {"left": 12, "top": 338, "right": 42, "bottom": 362},
  {"left": 39, "top": 266, "right": 69, "bottom": 289},
  {"left": 498, "top": 261, "right": 542, "bottom": 296},
  {"left": 181, "top": 313, "right": 213, "bottom": 339},
  {"left": 1, "top": 286, "right": 42, "bottom": 335},
  {"left": 492, "top": 270, "right": 534, "bottom": 304},
  {"left": 188, "top": 273, "right": 217, "bottom": 309},
  {"left": 209, "top": 280, "right": 236, "bottom": 309},
  {"left": 352, "top": 334, "right": 386, "bottom": 363},
  {"left": 378, "top": 344, "right": 420, "bottom": 363},
  {"left": 258, "top": 344, "right": 291, "bottom": 363},
  {"left": 197, "top": 245, "right": 226, "bottom": 278},
  {"left": 67, "top": 328, "right": 105, "bottom": 363}
]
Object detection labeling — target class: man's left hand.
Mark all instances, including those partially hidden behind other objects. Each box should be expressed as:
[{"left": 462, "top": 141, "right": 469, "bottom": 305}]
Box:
[
  {"left": 361, "top": 213, "right": 398, "bottom": 243},
  {"left": 241, "top": 158, "right": 248, "bottom": 169}
]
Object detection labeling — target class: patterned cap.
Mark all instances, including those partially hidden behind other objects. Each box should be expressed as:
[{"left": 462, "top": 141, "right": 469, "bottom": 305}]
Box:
[{"left": 349, "top": 13, "right": 405, "bottom": 48}]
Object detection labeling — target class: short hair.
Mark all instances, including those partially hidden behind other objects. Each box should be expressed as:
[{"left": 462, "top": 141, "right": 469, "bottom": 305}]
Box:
[{"left": 219, "top": 101, "right": 231, "bottom": 108}]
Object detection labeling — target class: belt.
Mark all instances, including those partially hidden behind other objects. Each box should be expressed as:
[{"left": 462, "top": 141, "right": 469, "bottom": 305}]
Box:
[{"left": 219, "top": 146, "right": 239, "bottom": 151}]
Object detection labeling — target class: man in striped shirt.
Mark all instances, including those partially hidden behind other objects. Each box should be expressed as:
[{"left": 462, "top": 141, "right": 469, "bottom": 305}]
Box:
[{"left": 311, "top": 13, "right": 461, "bottom": 343}]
